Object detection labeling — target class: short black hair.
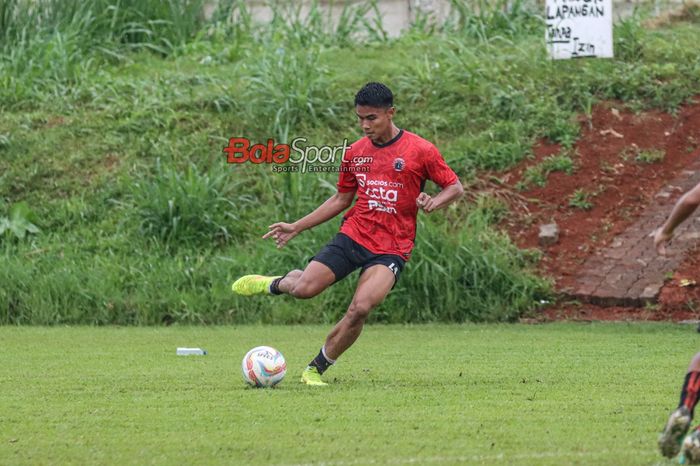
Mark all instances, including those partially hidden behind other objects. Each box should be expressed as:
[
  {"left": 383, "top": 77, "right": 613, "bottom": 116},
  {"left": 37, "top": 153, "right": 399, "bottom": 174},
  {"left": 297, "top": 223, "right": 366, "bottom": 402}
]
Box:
[{"left": 354, "top": 82, "right": 393, "bottom": 108}]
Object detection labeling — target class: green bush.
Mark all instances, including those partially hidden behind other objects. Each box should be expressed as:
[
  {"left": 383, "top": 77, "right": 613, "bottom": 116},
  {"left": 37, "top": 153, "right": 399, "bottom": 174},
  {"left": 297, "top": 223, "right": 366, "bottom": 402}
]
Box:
[
  {"left": 0, "top": 198, "right": 549, "bottom": 325},
  {"left": 128, "top": 160, "right": 241, "bottom": 247}
]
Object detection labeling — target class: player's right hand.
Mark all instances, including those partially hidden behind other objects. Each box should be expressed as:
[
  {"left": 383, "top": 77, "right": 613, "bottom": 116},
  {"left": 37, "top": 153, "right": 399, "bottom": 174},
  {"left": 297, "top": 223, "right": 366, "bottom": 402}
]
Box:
[
  {"left": 263, "top": 222, "right": 298, "bottom": 249},
  {"left": 652, "top": 227, "right": 672, "bottom": 256}
]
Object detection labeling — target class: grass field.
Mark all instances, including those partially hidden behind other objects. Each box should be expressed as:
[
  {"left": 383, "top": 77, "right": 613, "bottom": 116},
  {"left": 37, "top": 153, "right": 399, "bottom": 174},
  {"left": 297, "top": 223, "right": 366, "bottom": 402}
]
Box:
[{"left": 1, "top": 323, "right": 697, "bottom": 465}]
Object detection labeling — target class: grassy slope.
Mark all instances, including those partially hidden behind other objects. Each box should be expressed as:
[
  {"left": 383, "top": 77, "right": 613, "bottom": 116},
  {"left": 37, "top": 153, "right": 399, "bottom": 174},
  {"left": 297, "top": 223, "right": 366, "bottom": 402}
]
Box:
[
  {"left": 1, "top": 14, "right": 700, "bottom": 324},
  {"left": 0, "top": 323, "right": 693, "bottom": 465}
]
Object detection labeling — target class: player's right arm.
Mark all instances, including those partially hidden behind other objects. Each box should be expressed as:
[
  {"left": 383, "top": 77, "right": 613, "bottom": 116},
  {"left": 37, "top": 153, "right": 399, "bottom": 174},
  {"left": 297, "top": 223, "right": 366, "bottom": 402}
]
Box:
[
  {"left": 263, "top": 190, "right": 356, "bottom": 248},
  {"left": 653, "top": 181, "right": 700, "bottom": 255}
]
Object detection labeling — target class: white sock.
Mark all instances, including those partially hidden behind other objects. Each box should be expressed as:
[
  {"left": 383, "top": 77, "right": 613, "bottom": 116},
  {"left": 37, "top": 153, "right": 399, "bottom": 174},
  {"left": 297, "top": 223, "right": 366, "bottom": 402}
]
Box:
[{"left": 321, "top": 345, "right": 336, "bottom": 364}]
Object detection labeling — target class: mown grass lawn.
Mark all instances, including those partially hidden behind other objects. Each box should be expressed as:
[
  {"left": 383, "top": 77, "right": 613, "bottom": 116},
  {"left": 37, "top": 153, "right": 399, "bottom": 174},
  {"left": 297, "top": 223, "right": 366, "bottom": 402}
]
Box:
[{"left": 0, "top": 323, "right": 694, "bottom": 465}]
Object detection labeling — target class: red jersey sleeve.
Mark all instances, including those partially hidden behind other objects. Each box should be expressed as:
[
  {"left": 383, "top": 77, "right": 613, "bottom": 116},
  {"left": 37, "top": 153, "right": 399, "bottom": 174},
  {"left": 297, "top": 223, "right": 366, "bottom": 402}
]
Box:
[
  {"left": 336, "top": 147, "right": 358, "bottom": 193},
  {"left": 425, "top": 145, "right": 458, "bottom": 188}
]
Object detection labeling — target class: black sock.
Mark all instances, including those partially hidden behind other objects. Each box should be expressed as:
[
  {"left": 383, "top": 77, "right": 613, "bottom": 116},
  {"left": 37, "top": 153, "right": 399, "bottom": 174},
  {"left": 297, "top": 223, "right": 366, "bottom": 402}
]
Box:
[
  {"left": 269, "top": 273, "right": 288, "bottom": 295},
  {"left": 309, "top": 347, "right": 334, "bottom": 375},
  {"left": 679, "top": 371, "right": 700, "bottom": 416}
]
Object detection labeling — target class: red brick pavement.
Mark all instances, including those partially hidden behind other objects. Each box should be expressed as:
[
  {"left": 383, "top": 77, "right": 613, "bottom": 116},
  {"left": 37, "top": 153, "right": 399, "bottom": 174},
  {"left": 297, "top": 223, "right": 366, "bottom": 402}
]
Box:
[{"left": 564, "top": 159, "right": 700, "bottom": 307}]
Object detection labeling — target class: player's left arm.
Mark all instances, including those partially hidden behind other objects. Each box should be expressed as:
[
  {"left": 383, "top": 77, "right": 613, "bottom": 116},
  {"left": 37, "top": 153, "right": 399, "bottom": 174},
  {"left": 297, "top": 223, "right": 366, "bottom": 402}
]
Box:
[
  {"left": 417, "top": 145, "right": 464, "bottom": 213},
  {"left": 416, "top": 180, "right": 463, "bottom": 213}
]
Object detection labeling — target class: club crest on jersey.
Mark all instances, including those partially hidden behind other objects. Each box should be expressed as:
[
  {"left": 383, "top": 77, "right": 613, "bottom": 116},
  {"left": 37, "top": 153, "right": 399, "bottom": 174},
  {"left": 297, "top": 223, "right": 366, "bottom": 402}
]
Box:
[{"left": 393, "top": 158, "right": 405, "bottom": 172}]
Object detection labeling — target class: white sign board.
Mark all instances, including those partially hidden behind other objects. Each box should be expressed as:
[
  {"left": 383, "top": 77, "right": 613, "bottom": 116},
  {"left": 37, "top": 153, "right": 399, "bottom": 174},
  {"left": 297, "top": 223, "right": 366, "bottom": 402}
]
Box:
[{"left": 545, "top": 0, "right": 613, "bottom": 59}]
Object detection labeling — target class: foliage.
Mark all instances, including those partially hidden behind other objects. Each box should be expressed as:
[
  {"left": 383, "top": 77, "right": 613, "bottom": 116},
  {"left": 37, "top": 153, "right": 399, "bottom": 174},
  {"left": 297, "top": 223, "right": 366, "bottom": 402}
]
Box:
[
  {"left": 1, "top": 1, "right": 699, "bottom": 324},
  {"left": 568, "top": 189, "right": 594, "bottom": 210},
  {"left": 517, "top": 153, "right": 575, "bottom": 189},
  {"left": 128, "top": 160, "right": 240, "bottom": 247},
  {"left": 635, "top": 148, "right": 666, "bottom": 164},
  {"left": 619, "top": 145, "right": 666, "bottom": 164},
  {"left": 0, "top": 202, "right": 40, "bottom": 241}
]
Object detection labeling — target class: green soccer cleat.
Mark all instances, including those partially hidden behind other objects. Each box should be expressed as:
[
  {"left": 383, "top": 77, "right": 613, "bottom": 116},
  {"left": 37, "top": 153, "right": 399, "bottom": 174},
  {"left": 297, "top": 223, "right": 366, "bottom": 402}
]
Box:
[
  {"left": 681, "top": 428, "right": 700, "bottom": 464},
  {"left": 659, "top": 406, "right": 692, "bottom": 459},
  {"left": 300, "top": 366, "right": 328, "bottom": 386},
  {"left": 231, "top": 275, "right": 281, "bottom": 296}
]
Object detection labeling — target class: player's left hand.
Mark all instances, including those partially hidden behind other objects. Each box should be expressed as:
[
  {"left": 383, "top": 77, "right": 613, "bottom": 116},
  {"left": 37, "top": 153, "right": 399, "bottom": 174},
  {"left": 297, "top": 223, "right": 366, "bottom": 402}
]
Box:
[{"left": 416, "top": 192, "right": 437, "bottom": 213}]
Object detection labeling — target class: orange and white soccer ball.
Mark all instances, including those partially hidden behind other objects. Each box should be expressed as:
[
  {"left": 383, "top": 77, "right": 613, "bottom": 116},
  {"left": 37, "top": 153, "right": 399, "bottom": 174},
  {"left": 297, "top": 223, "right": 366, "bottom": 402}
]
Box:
[{"left": 241, "top": 346, "right": 287, "bottom": 387}]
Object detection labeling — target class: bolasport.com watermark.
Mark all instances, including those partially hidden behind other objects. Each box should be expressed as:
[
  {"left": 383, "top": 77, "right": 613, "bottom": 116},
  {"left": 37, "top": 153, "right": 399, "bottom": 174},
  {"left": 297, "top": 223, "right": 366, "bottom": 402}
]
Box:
[{"left": 222, "top": 137, "right": 371, "bottom": 174}]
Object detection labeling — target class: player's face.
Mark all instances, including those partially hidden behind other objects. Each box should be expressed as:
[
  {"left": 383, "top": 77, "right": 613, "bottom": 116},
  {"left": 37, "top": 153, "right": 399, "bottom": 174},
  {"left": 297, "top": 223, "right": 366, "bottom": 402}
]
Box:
[{"left": 356, "top": 105, "right": 395, "bottom": 144}]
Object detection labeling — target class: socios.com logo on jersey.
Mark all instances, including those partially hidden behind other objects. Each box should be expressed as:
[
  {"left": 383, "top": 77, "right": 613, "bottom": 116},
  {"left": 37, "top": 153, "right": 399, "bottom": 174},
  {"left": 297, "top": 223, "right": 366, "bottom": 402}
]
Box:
[{"left": 357, "top": 175, "right": 401, "bottom": 215}]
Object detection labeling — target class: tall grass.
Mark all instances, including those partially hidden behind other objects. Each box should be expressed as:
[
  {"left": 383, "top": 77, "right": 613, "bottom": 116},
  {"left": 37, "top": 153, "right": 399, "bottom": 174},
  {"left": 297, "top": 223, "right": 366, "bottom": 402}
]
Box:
[
  {"left": 0, "top": 197, "right": 547, "bottom": 325},
  {"left": 128, "top": 160, "right": 240, "bottom": 247},
  {"left": 447, "top": 0, "right": 542, "bottom": 40},
  {"left": 0, "top": 0, "right": 205, "bottom": 53},
  {"left": 259, "top": 0, "right": 387, "bottom": 48},
  {"left": 242, "top": 47, "right": 341, "bottom": 143},
  {"left": 0, "top": 0, "right": 207, "bottom": 104}
]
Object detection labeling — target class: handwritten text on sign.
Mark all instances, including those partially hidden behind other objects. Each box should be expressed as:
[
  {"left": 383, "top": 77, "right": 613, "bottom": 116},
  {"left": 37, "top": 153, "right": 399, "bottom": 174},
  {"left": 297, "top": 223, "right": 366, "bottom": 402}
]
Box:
[{"left": 546, "top": 0, "right": 613, "bottom": 59}]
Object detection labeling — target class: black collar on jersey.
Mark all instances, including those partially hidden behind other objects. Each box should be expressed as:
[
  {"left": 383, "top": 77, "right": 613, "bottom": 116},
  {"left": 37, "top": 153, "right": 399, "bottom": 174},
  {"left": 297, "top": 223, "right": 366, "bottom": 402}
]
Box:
[{"left": 371, "top": 129, "right": 404, "bottom": 148}]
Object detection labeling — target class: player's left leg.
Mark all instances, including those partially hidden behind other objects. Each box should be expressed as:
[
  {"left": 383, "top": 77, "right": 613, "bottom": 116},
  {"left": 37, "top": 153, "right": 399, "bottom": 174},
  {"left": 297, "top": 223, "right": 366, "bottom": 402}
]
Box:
[
  {"left": 301, "top": 264, "right": 396, "bottom": 386},
  {"left": 660, "top": 352, "right": 700, "bottom": 459},
  {"left": 232, "top": 233, "right": 356, "bottom": 298},
  {"left": 231, "top": 271, "right": 300, "bottom": 296}
]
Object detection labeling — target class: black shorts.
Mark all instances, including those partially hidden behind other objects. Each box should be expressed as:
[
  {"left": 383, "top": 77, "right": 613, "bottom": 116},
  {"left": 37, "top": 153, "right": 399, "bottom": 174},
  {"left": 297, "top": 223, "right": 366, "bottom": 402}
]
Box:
[{"left": 311, "top": 233, "right": 405, "bottom": 285}]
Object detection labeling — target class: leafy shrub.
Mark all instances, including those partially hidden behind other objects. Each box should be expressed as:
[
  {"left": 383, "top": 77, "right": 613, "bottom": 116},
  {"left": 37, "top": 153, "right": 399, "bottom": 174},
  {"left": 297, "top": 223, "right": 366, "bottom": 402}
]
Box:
[
  {"left": 0, "top": 202, "right": 40, "bottom": 241},
  {"left": 129, "top": 160, "right": 239, "bottom": 247}
]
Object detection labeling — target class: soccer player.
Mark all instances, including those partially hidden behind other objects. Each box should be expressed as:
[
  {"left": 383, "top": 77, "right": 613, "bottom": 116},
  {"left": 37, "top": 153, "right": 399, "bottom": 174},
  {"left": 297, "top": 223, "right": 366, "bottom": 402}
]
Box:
[
  {"left": 232, "top": 82, "right": 464, "bottom": 386},
  {"left": 654, "top": 181, "right": 700, "bottom": 462}
]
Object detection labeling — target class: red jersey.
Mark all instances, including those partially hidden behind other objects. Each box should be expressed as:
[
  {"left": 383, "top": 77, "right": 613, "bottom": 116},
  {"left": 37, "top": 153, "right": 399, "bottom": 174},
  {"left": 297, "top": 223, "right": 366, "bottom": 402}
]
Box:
[{"left": 336, "top": 130, "right": 458, "bottom": 260}]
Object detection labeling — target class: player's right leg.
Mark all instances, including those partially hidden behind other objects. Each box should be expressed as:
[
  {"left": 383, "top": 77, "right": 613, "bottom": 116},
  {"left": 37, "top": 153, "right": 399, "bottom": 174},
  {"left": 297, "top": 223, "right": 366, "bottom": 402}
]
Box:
[
  {"left": 301, "top": 264, "right": 396, "bottom": 386},
  {"left": 659, "top": 354, "right": 700, "bottom": 459}
]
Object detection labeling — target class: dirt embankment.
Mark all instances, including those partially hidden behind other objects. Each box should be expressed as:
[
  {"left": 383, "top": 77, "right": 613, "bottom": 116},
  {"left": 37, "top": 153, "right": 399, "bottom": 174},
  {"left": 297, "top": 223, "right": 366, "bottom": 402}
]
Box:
[{"left": 497, "top": 98, "right": 700, "bottom": 321}]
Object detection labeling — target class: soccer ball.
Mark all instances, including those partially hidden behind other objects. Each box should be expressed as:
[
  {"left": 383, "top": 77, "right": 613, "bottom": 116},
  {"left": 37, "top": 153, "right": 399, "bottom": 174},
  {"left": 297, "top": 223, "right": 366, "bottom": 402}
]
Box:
[{"left": 241, "top": 346, "right": 287, "bottom": 388}]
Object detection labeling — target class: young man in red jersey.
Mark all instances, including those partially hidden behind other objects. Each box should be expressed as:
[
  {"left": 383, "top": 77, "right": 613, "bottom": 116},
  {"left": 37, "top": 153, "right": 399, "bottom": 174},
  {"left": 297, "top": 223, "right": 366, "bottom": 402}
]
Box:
[
  {"left": 654, "top": 181, "right": 700, "bottom": 462},
  {"left": 232, "top": 82, "right": 464, "bottom": 385}
]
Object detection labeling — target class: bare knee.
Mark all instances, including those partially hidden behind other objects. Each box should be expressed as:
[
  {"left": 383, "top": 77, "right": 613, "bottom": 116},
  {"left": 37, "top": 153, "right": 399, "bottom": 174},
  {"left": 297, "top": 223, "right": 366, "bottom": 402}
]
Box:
[
  {"left": 289, "top": 280, "right": 322, "bottom": 299},
  {"left": 282, "top": 270, "right": 317, "bottom": 299},
  {"left": 345, "top": 301, "right": 373, "bottom": 326}
]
